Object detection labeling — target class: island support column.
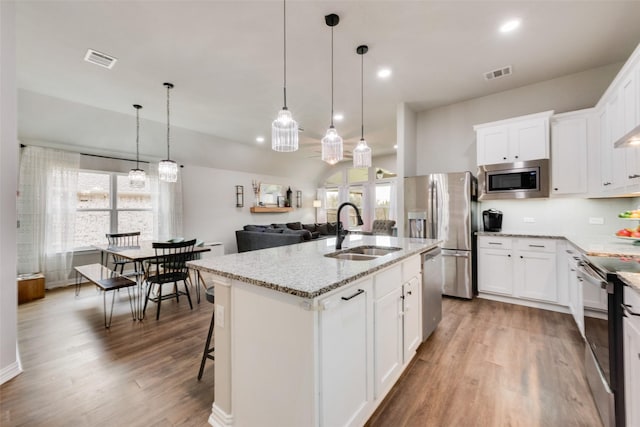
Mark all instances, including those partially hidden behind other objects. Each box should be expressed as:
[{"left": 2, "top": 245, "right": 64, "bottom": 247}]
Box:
[{"left": 209, "top": 276, "right": 234, "bottom": 427}]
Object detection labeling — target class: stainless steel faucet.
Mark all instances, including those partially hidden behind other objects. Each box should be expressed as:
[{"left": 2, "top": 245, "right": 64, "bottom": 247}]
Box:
[{"left": 335, "top": 202, "right": 364, "bottom": 250}]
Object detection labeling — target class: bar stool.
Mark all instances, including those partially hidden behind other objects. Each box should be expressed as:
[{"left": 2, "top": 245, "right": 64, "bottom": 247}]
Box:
[{"left": 198, "top": 287, "right": 215, "bottom": 380}]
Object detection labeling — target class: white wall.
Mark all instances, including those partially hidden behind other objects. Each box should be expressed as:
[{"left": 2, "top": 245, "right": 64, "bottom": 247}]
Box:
[
  {"left": 415, "top": 62, "right": 623, "bottom": 175},
  {"left": 182, "top": 165, "right": 317, "bottom": 254},
  {"left": 1, "top": 0, "right": 21, "bottom": 384}
]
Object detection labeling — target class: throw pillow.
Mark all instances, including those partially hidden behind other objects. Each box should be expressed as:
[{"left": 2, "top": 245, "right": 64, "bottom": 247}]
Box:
[
  {"left": 310, "top": 231, "right": 320, "bottom": 239},
  {"left": 271, "top": 223, "right": 287, "bottom": 229},
  {"left": 302, "top": 223, "right": 317, "bottom": 233},
  {"left": 286, "top": 222, "right": 303, "bottom": 230},
  {"left": 266, "top": 227, "right": 284, "bottom": 233},
  {"left": 326, "top": 222, "right": 338, "bottom": 234},
  {"left": 317, "top": 223, "right": 329, "bottom": 235},
  {"left": 244, "top": 225, "right": 267, "bottom": 232}
]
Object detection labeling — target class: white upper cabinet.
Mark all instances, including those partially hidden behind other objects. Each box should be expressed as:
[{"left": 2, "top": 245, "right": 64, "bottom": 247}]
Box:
[
  {"left": 551, "top": 110, "right": 590, "bottom": 195},
  {"left": 621, "top": 69, "right": 640, "bottom": 184},
  {"left": 475, "top": 110, "right": 553, "bottom": 166}
]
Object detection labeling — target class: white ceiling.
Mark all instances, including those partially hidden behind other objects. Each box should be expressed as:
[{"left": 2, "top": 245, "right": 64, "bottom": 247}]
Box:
[{"left": 15, "top": 0, "right": 640, "bottom": 161}]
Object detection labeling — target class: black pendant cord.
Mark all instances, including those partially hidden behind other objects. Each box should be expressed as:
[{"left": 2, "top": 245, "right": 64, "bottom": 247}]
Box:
[
  {"left": 165, "top": 83, "right": 172, "bottom": 160},
  {"left": 360, "top": 51, "right": 364, "bottom": 140},
  {"left": 135, "top": 105, "right": 140, "bottom": 169},
  {"left": 283, "top": 0, "right": 287, "bottom": 110},
  {"left": 330, "top": 25, "right": 334, "bottom": 127}
]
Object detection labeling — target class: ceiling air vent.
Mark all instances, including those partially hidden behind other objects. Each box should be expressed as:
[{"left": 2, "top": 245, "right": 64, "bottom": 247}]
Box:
[
  {"left": 484, "top": 65, "right": 512, "bottom": 81},
  {"left": 84, "top": 49, "right": 117, "bottom": 69}
]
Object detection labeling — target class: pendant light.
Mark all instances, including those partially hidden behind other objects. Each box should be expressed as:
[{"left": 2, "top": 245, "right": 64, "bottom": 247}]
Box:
[
  {"left": 353, "top": 45, "right": 372, "bottom": 168},
  {"left": 272, "top": 0, "right": 299, "bottom": 152},
  {"left": 128, "top": 104, "right": 146, "bottom": 188},
  {"left": 321, "top": 13, "right": 343, "bottom": 165},
  {"left": 158, "top": 82, "right": 178, "bottom": 182}
]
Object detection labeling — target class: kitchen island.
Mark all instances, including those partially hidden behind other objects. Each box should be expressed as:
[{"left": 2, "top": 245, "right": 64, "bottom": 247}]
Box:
[{"left": 187, "top": 234, "right": 440, "bottom": 427}]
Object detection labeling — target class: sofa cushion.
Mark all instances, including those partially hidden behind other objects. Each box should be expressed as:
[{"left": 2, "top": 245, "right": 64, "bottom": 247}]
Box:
[
  {"left": 283, "top": 228, "right": 312, "bottom": 241},
  {"left": 271, "top": 223, "right": 287, "bottom": 229},
  {"left": 286, "top": 222, "right": 303, "bottom": 230},
  {"left": 244, "top": 224, "right": 268, "bottom": 232},
  {"left": 310, "top": 231, "right": 320, "bottom": 239},
  {"left": 327, "top": 222, "right": 338, "bottom": 234}
]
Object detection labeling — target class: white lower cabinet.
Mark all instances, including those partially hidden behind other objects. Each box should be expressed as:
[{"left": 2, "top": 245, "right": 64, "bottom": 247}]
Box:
[
  {"left": 624, "top": 286, "right": 640, "bottom": 427},
  {"left": 566, "top": 248, "right": 584, "bottom": 336},
  {"left": 478, "top": 236, "right": 558, "bottom": 304},
  {"left": 319, "top": 279, "right": 373, "bottom": 427},
  {"left": 403, "top": 276, "right": 422, "bottom": 363}
]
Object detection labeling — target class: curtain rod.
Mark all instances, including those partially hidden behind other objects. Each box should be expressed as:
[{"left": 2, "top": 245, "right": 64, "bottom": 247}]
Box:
[{"left": 20, "top": 143, "right": 150, "bottom": 164}]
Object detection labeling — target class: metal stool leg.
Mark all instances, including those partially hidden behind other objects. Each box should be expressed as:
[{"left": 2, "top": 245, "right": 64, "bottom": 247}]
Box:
[{"left": 198, "top": 307, "right": 215, "bottom": 380}]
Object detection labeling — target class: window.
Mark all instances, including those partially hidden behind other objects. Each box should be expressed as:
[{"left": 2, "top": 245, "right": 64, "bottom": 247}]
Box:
[
  {"left": 375, "top": 183, "right": 391, "bottom": 220},
  {"left": 348, "top": 186, "right": 364, "bottom": 227},
  {"left": 75, "top": 171, "right": 152, "bottom": 249},
  {"left": 325, "top": 188, "right": 339, "bottom": 223}
]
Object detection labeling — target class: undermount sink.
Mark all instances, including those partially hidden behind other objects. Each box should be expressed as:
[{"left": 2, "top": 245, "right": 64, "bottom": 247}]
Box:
[{"left": 324, "top": 245, "right": 403, "bottom": 261}]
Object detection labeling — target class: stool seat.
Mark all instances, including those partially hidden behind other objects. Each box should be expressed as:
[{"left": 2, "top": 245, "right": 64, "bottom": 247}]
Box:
[{"left": 205, "top": 287, "right": 215, "bottom": 304}]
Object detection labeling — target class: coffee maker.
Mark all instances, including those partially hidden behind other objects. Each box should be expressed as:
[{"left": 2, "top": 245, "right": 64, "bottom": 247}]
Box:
[{"left": 482, "top": 209, "right": 503, "bottom": 232}]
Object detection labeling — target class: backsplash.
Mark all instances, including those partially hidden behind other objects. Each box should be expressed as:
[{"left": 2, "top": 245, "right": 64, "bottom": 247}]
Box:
[{"left": 478, "top": 197, "right": 640, "bottom": 236}]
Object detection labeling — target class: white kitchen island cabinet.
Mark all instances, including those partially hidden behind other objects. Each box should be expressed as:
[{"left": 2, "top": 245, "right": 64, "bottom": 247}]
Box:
[{"left": 188, "top": 235, "right": 440, "bottom": 427}]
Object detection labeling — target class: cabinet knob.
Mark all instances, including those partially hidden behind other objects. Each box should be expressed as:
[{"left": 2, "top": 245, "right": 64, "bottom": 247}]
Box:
[
  {"left": 520, "top": 255, "right": 523, "bottom": 259},
  {"left": 507, "top": 254, "right": 511, "bottom": 258},
  {"left": 407, "top": 290, "right": 412, "bottom": 295},
  {"left": 554, "top": 188, "right": 559, "bottom": 191},
  {"left": 515, "top": 155, "right": 519, "bottom": 159},
  {"left": 503, "top": 157, "right": 507, "bottom": 160}
]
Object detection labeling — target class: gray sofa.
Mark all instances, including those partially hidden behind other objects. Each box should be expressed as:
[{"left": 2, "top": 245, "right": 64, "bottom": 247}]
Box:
[{"left": 236, "top": 222, "right": 337, "bottom": 252}]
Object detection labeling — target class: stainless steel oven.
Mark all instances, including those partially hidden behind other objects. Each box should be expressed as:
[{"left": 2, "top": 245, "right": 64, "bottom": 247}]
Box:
[{"left": 579, "top": 256, "right": 636, "bottom": 427}]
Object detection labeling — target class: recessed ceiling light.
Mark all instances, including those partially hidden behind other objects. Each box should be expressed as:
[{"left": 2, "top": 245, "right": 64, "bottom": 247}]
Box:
[
  {"left": 377, "top": 68, "right": 392, "bottom": 79},
  {"left": 393, "top": 144, "right": 398, "bottom": 150},
  {"left": 256, "top": 136, "right": 265, "bottom": 143},
  {"left": 333, "top": 113, "right": 344, "bottom": 122},
  {"left": 499, "top": 19, "right": 521, "bottom": 33}
]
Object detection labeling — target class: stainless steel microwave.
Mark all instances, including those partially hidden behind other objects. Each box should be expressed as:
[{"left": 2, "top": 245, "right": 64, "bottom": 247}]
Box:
[{"left": 478, "top": 159, "right": 549, "bottom": 200}]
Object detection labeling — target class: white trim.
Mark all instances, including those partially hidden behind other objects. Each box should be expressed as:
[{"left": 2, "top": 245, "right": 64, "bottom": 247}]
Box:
[
  {"left": 477, "top": 292, "right": 571, "bottom": 314},
  {"left": 0, "top": 346, "right": 22, "bottom": 385},
  {"left": 209, "top": 402, "right": 234, "bottom": 427}
]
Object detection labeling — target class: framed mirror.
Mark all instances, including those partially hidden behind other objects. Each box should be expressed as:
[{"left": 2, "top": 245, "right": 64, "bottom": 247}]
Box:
[{"left": 259, "top": 183, "right": 283, "bottom": 206}]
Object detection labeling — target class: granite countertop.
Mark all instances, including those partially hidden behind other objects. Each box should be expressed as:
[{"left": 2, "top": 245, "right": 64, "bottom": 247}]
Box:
[
  {"left": 617, "top": 272, "right": 640, "bottom": 293},
  {"left": 477, "top": 231, "right": 640, "bottom": 258},
  {"left": 187, "top": 235, "right": 440, "bottom": 299}
]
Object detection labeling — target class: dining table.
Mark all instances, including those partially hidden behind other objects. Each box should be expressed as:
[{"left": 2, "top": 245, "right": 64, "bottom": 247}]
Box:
[{"left": 92, "top": 241, "right": 211, "bottom": 320}]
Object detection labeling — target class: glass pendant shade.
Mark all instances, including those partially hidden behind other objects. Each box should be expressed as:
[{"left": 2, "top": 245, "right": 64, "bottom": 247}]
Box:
[
  {"left": 321, "top": 126, "right": 343, "bottom": 165},
  {"left": 129, "top": 104, "right": 146, "bottom": 188},
  {"left": 272, "top": 108, "right": 299, "bottom": 152},
  {"left": 129, "top": 168, "right": 146, "bottom": 188},
  {"left": 353, "top": 138, "right": 372, "bottom": 168},
  {"left": 158, "top": 159, "right": 178, "bottom": 183}
]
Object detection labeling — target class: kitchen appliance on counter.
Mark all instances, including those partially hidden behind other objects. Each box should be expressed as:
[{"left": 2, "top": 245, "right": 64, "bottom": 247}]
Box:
[
  {"left": 478, "top": 158, "right": 549, "bottom": 200},
  {"left": 405, "top": 172, "right": 477, "bottom": 299},
  {"left": 577, "top": 255, "right": 640, "bottom": 427},
  {"left": 421, "top": 248, "right": 442, "bottom": 341},
  {"left": 482, "top": 209, "right": 503, "bottom": 232}
]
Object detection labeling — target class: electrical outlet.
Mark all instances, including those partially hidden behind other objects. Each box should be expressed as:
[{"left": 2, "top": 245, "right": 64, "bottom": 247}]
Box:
[
  {"left": 216, "top": 304, "right": 225, "bottom": 328},
  {"left": 523, "top": 217, "right": 536, "bottom": 223},
  {"left": 589, "top": 217, "right": 605, "bottom": 225}
]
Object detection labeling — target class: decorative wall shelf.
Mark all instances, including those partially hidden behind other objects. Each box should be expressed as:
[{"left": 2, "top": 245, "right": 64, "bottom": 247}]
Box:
[{"left": 250, "top": 207, "right": 294, "bottom": 213}]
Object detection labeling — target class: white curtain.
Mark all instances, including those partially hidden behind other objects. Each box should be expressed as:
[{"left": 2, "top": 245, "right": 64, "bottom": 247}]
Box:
[
  {"left": 17, "top": 146, "right": 80, "bottom": 285},
  {"left": 149, "top": 163, "right": 183, "bottom": 242},
  {"left": 316, "top": 188, "right": 326, "bottom": 223}
]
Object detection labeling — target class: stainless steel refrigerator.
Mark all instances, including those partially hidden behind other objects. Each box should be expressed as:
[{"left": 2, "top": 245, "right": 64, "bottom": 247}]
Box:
[{"left": 405, "top": 172, "right": 477, "bottom": 299}]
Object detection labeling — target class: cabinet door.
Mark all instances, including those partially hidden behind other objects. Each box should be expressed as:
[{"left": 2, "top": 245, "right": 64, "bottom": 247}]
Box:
[
  {"left": 478, "top": 248, "right": 514, "bottom": 296},
  {"left": 567, "top": 256, "right": 584, "bottom": 336},
  {"left": 515, "top": 251, "right": 557, "bottom": 303},
  {"left": 510, "top": 118, "right": 549, "bottom": 161},
  {"left": 373, "top": 286, "right": 403, "bottom": 398},
  {"left": 622, "top": 72, "right": 640, "bottom": 184},
  {"left": 477, "top": 125, "right": 509, "bottom": 165},
  {"left": 403, "top": 276, "right": 422, "bottom": 363},
  {"left": 599, "top": 108, "right": 614, "bottom": 191},
  {"left": 319, "top": 281, "right": 371, "bottom": 427},
  {"left": 623, "top": 315, "right": 640, "bottom": 427},
  {"left": 607, "top": 95, "right": 628, "bottom": 190},
  {"left": 551, "top": 116, "right": 588, "bottom": 194}
]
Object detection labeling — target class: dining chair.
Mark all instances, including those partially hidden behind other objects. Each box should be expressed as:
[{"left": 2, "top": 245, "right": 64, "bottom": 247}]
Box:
[
  {"left": 143, "top": 238, "right": 196, "bottom": 320},
  {"left": 105, "top": 231, "right": 141, "bottom": 275}
]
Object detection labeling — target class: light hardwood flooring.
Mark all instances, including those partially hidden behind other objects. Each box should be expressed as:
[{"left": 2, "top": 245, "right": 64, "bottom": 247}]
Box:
[{"left": 1, "top": 287, "right": 602, "bottom": 426}]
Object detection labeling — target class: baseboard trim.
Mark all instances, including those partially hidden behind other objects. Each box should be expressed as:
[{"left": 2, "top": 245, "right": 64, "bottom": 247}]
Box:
[
  {"left": 209, "top": 402, "right": 233, "bottom": 427},
  {"left": 477, "top": 293, "right": 570, "bottom": 314},
  {"left": 0, "top": 360, "right": 22, "bottom": 385}
]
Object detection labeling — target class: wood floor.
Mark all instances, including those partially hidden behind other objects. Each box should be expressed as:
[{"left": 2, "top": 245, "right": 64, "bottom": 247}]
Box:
[
  {"left": 1, "top": 287, "right": 602, "bottom": 427},
  {"left": 367, "top": 297, "right": 603, "bottom": 427}
]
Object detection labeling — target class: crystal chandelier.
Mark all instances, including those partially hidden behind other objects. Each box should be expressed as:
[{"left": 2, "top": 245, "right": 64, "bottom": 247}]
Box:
[
  {"left": 272, "top": 0, "right": 299, "bottom": 152},
  {"left": 159, "top": 82, "right": 178, "bottom": 182},
  {"left": 353, "top": 45, "right": 372, "bottom": 168},
  {"left": 321, "top": 14, "right": 343, "bottom": 165},
  {"left": 129, "top": 104, "right": 146, "bottom": 188}
]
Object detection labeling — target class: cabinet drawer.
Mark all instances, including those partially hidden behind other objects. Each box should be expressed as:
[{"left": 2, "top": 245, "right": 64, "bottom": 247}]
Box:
[
  {"left": 402, "top": 255, "right": 421, "bottom": 283},
  {"left": 515, "top": 238, "right": 556, "bottom": 253},
  {"left": 374, "top": 264, "right": 402, "bottom": 298},
  {"left": 478, "top": 236, "right": 512, "bottom": 250}
]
